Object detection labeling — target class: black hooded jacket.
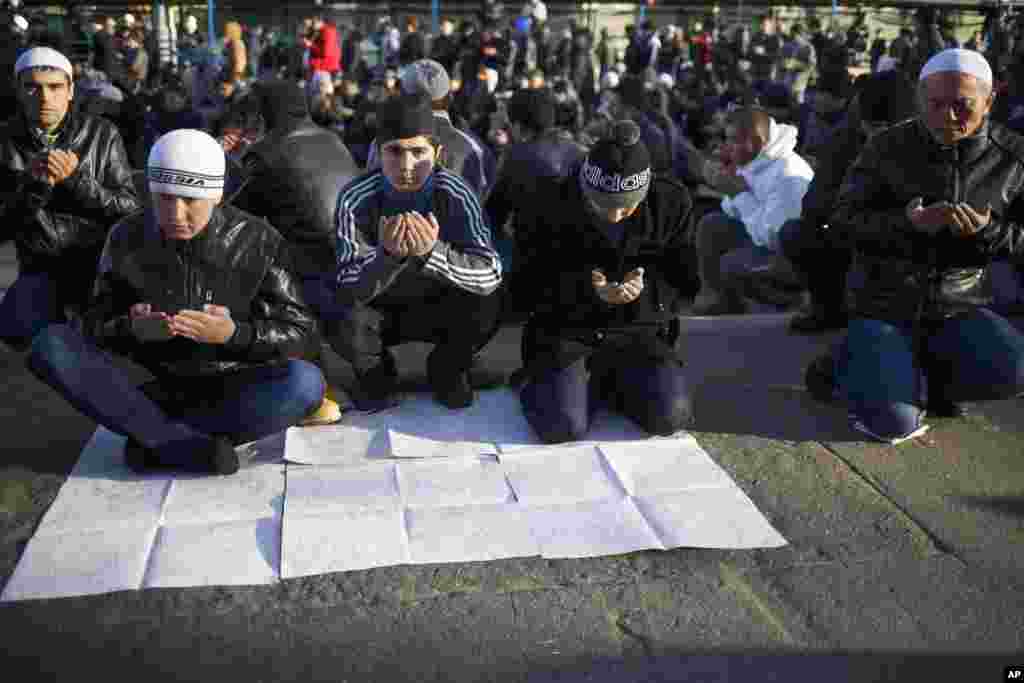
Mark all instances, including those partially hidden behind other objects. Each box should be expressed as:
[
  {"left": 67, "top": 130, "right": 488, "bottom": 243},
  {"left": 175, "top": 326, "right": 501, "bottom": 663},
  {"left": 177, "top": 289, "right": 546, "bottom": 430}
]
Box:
[
  {"left": 516, "top": 166, "right": 698, "bottom": 376},
  {"left": 231, "top": 80, "right": 360, "bottom": 276}
]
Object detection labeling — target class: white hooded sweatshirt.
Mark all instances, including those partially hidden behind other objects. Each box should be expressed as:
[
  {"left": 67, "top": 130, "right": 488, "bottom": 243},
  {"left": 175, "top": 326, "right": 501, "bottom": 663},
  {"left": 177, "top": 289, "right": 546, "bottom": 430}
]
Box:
[{"left": 720, "top": 119, "right": 814, "bottom": 252}]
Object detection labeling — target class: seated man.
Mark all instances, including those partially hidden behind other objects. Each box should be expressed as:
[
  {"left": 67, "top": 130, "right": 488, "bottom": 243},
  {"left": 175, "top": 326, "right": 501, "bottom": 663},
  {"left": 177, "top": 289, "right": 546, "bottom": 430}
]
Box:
[
  {"left": 0, "top": 47, "right": 140, "bottom": 350},
  {"left": 692, "top": 106, "right": 813, "bottom": 315},
  {"left": 811, "top": 49, "right": 1024, "bottom": 441},
  {"left": 230, "top": 79, "right": 362, "bottom": 425},
  {"left": 486, "top": 88, "right": 586, "bottom": 316},
  {"left": 780, "top": 69, "right": 917, "bottom": 333},
  {"left": 515, "top": 120, "right": 697, "bottom": 444},
  {"left": 326, "top": 94, "right": 503, "bottom": 410},
  {"left": 27, "top": 129, "right": 324, "bottom": 475}
]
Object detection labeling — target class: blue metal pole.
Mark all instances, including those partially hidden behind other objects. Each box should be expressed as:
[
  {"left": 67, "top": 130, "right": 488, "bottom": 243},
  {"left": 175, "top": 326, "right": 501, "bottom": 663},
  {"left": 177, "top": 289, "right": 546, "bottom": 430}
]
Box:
[
  {"left": 432, "top": 0, "right": 439, "bottom": 36},
  {"left": 208, "top": 0, "right": 217, "bottom": 56}
]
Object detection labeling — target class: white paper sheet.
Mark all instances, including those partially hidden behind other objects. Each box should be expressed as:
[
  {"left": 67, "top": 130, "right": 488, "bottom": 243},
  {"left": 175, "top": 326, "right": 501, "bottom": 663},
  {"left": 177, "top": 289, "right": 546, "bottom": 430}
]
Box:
[
  {"left": 4, "top": 390, "right": 789, "bottom": 602},
  {"left": 633, "top": 489, "right": 788, "bottom": 549},
  {"left": 525, "top": 497, "right": 665, "bottom": 559},
  {"left": 1, "top": 524, "right": 158, "bottom": 601},
  {"left": 161, "top": 463, "right": 285, "bottom": 527},
  {"left": 284, "top": 462, "right": 400, "bottom": 517},
  {"left": 386, "top": 429, "right": 486, "bottom": 460},
  {"left": 143, "top": 518, "right": 280, "bottom": 588},
  {"left": 405, "top": 503, "right": 539, "bottom": 564},
  {"left": 500, "top": 444, "right": 627, "bottom": 505},
  {"left": 396, "top": 456, "right": 514, "bottom": 508},
  {"left": 34, "top": 429, "right": 172, "bottom": 538},
  {"left": 597, "top": 438, "right": 735, "bottom": 497},
  {"left": 284, "top": 421, "right": 390, "bottom": 466},
  {"left": 281, "top": 506, "right": 410, "bottom": 578},
  {"left": 495, "top": 408, "right": 658, "bottom": 453}
]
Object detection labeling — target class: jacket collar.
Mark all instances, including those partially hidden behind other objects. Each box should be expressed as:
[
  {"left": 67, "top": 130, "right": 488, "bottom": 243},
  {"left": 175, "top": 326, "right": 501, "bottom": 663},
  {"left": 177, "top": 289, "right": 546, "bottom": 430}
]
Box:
[
  {"left": 18, "top": 106, "right": 77, "bottom": 149},
  {"left": 917, "top": 117, "right": 992, "bottom": 164}
]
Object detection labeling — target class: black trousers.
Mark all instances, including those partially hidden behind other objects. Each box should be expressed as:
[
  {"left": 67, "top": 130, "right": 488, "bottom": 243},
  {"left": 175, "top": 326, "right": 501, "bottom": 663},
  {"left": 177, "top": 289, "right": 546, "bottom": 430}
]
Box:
[
  {"left": 778, "top": 218, "right": 851, "bottom": 313},
  {"left": 325, "top": 281, "right": 503, "bottom": 380}
]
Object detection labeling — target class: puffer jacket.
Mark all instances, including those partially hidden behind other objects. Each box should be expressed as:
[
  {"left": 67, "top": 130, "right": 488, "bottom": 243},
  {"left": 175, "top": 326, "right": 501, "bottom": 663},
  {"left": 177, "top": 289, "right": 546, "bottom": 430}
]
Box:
[
  {"left": 831, "top": 118, "right": 1024, "bottom": 323},
  {"left": 517, "top": 168, "right": 699, "bottom": 376},
  {"left": 85, "top": 204, "right": 317, "bottom": 379},
  {"left": 231, "top": 81, "right": 361, "bottom": 276},
  {"left": 0, "top": 109, "right": 140, "bottom": 272},
  {"left": 721, "top": 119, "right": 814, "bottom": 251}
]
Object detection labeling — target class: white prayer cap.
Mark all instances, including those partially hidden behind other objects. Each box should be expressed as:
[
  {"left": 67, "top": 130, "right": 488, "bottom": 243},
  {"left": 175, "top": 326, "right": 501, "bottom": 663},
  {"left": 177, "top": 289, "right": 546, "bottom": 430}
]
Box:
[
  {"left": 919, "top": 48, "right": 992, "bottom": 85},
  {"left": 14, "top": 46, "right": 73, "bottom": 80},
  {"left": 12, "top": 14, "right": 27, "bottom": 32},
  {"left": 147, "top": 129, "right": 225, "bottom": 200},
  {"left": 600, "top": 70, "right": 620, "bottom": 90}
]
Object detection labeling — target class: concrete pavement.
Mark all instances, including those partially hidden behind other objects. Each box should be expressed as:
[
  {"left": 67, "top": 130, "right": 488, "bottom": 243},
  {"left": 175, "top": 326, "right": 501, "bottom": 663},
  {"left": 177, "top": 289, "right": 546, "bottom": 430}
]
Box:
[{"left": 0, "top": 241, "right": 1021, "bottom": 682}]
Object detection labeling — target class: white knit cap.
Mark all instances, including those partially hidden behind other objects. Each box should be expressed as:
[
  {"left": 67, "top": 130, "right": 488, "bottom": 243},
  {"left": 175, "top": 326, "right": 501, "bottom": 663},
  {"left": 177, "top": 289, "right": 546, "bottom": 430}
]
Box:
[
  {"left": 147, "top": 129, "right": 225, "bottom": 200},
  {"left": 919, "top": 48, "right": 992, "bottom": 85},
  {"left": 14, "top": 47, "right": 73, "bottom": 80}
]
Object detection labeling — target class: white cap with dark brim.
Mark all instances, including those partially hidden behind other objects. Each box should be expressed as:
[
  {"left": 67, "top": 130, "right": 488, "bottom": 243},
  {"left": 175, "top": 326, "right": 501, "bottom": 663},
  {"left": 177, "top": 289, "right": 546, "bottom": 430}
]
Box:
[
  {"left": 147, "top": 129, "right": 225, "bottom": 200},
  {"left": 14, "top": 46, "right": 73, "bottom": 80},
  {"left": 919, "top": 48, "right": 992, "bottom": 85}
]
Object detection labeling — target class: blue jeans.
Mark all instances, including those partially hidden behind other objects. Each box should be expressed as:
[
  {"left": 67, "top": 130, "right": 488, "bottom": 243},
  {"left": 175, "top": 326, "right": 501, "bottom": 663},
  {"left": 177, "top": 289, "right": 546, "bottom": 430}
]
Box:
[
  {"left": 28, "top": 325, "right": 325, "bottom": 461},
  {"left": 0, "top": 272, "right": 66, "bottom": 350},
  {"left": 520, "top": 355, "right": 693, "bottom": 444},
  {"left": 837, "top": 308, "right": 1024, "bottom": 439}
]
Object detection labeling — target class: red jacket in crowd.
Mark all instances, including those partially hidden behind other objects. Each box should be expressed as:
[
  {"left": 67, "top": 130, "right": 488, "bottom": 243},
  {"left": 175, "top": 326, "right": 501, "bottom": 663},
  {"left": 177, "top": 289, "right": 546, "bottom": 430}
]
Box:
[{"left": 309, "top": 22, "right": 341, "bottom": 73}]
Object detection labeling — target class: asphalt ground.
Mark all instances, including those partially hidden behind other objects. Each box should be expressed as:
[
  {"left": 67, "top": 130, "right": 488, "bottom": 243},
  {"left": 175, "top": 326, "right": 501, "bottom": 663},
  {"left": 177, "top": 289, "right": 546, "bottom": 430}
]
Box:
[{"left": 0, "top": 242, "right": 1021, "bottom": 682}]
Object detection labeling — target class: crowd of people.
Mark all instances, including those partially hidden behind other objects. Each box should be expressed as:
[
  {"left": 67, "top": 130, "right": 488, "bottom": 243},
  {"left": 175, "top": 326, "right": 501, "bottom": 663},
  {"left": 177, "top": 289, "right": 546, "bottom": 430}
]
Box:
[{"left": 2, "top": 0, "right": 1024, "bottom": 475}]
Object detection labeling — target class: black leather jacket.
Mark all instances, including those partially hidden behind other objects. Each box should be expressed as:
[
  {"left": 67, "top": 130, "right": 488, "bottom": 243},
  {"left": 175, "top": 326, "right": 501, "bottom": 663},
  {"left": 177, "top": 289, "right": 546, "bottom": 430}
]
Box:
[
  {"left": 85, "top": 205, "right": 317, "bottom": 379},
  {"left": 232, "top": 119, "right": 360, "bottom": 276},
  {"left": 0, "top": 109, "right": 140, "bottom": 272},
  {"left": 832, "top": 119, "right": 1024, "bottom": 322}
]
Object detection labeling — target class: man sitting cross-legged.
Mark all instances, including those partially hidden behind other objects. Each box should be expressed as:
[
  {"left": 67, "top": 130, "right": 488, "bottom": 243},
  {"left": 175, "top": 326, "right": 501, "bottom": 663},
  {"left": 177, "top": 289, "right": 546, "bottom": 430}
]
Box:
[
  {"left": 27, "top": 130, "right": 325, "bottom": 475},
  {"left": 0, "top": 47, "right": 140, "bottom": 351},
  {"left": 514, "top": 120, "right": 698, "bottom": 443},
  {"left": 325, "top": 94, "right": 503, "bottom": 410}
]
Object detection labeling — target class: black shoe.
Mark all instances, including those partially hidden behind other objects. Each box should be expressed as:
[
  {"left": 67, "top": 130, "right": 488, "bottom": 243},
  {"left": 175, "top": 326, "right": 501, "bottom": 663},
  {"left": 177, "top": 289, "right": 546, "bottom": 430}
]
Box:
[
  {"left": 427, "top": 351, "right": 475, "bottom": 409},
  {"left": 352, "top": 353, "right": 400, "bottom": 412},
  {"left": 124, "top": 437, "right": 160, "bottom": 474},
  {"left": 805, "top": 353, "right": 838, "bottom": 404},
  {"left": 205, "top": 436, "right": 240, "bottom": 475},
  {"left": 125, "top": 435, "right": 238, "bottom": 475},
  {"left": 926, "top": 396, "right": 966, "bottom": 418},
  {"left": 789, "top": 307, "right": 849, "bottom": 334}
]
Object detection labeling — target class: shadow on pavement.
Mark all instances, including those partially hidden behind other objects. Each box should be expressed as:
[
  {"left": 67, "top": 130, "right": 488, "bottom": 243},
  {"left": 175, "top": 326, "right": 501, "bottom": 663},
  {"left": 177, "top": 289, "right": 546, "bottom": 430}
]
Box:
[
  {"left": 956, "top": 496, "right": 1024, "bottom": 520},
  {"left": 521, "top": 652, "right": 1013, "bottom": 683},
  {"left": 692, "top": 382, "right": 862, "bottom": 444}
]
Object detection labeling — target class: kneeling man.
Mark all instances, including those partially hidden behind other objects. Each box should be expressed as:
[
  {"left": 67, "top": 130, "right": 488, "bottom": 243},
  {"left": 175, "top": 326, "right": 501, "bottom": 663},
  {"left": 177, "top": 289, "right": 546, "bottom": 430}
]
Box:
[
  {"left": 817, "top": 49, "right": 1024, "bottom": 441},
  {"left": 327, "top": 94, "right": 503, "bottom": 410},
  {"left": 28, "top": 129, "right": 324, "bottom": 475},
  {"left": 515, "top": 121, "right": 698, "bottom": 443}
]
